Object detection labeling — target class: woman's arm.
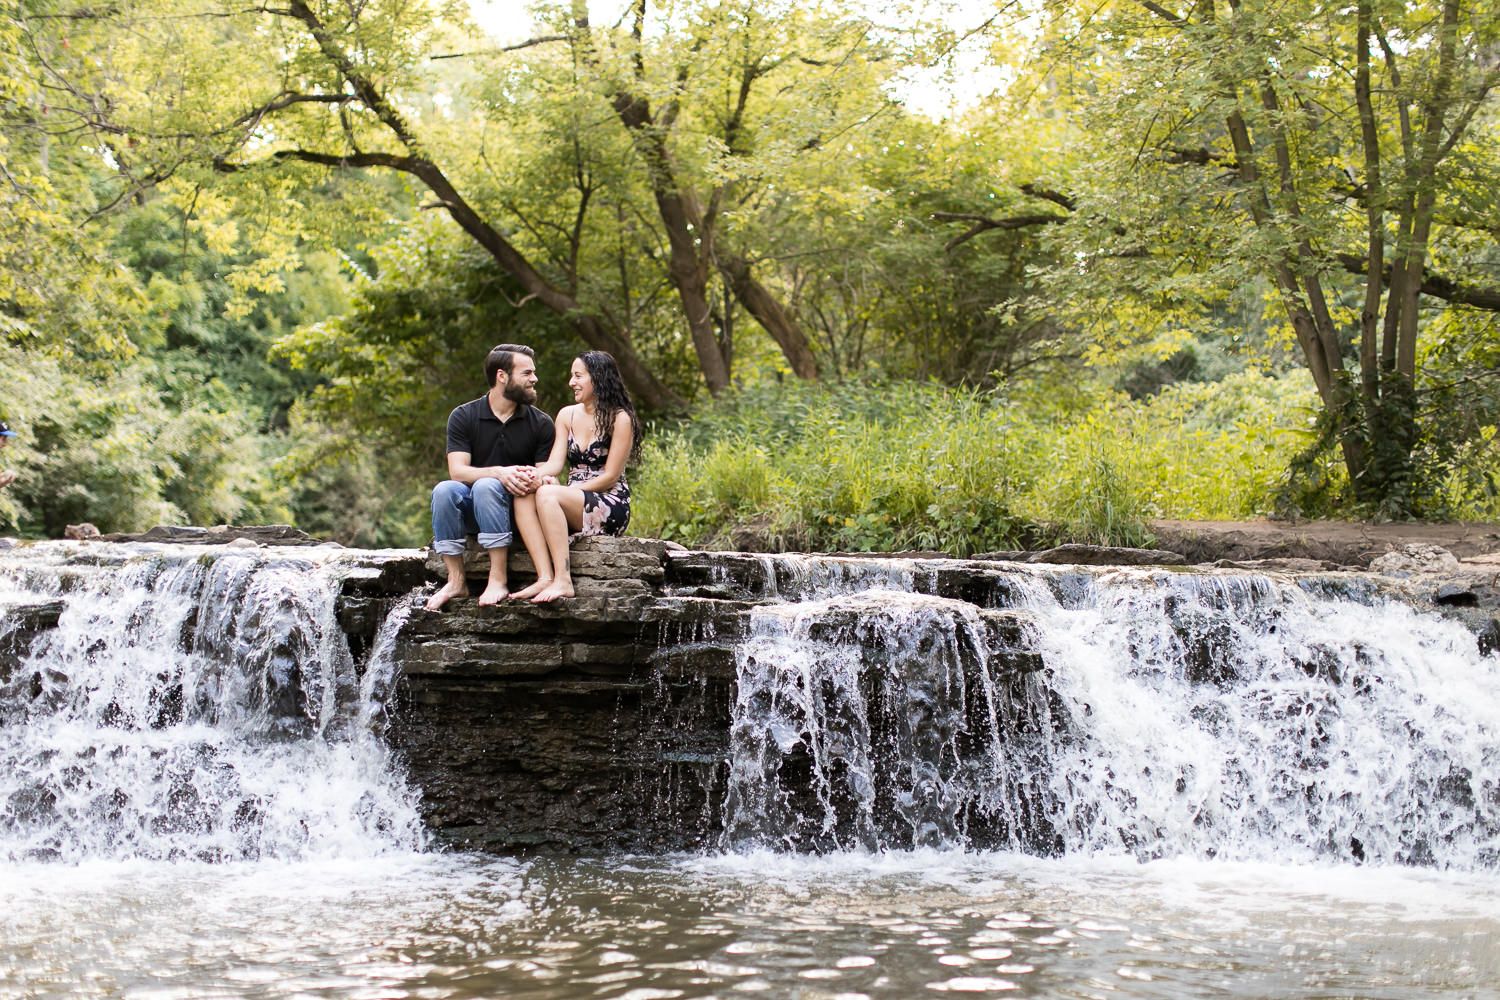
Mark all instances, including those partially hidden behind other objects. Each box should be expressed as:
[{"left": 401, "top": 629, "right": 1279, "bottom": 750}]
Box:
[
  {"left": 534, "top": 407, "right": 574, "bottom": 479},
  {"left": 570, "top": 410, "right": 634, "bottom": 493}
]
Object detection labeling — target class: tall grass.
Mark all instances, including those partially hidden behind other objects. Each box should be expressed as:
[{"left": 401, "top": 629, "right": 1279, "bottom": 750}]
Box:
[{"left": 632, "top": 372, "right": 1325, "bottom": 553}]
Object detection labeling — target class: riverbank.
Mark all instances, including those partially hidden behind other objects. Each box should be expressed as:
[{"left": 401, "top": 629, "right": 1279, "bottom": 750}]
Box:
[{"left": 1148, "top": 518, "right": 1500, "bottom": 567}]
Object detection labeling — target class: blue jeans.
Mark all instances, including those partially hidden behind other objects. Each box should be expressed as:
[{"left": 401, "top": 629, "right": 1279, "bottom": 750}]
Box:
[{"left": 431, "top": 479, "right": 513, "bottom": 556}]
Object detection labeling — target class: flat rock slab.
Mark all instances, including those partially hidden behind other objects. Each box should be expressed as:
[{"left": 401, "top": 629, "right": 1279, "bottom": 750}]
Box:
[
  {"left": 99, "top": 524, "right": 322, "bottom": 546},
  {"left": 424, "top": 534, "right": 685, "bottom": 583}
]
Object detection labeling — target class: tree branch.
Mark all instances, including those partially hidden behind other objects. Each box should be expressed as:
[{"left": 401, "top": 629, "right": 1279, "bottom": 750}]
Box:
[
  {"left": 1137, "top": 0, "right": 1189, "bottom": 26},
  {"left": 1336, "top": 252, "right": 1500, "bottom": 311},
  {"left": 1018, "top": 183, "right": 1076, "bottom": 211},
  {"left": 933, "top": 211, "right": 1070, "bottom": 250},
  {"left": 213, "top": 149, "right": 421, "bottom": 173},
  {"left": 430, "top": 35, "right": 568, "bottom": 59},
  {"left": 1158, "top": 146, "right": 1237, "bottom": 169}
]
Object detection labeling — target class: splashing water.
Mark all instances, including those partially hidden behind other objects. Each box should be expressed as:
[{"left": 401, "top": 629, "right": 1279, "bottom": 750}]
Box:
[
  {"left": 0, "top": 547, "right": 426, "bottom": 863},
  {"left": 724, "top": 563, "right": 1500, "bottom": 869}
]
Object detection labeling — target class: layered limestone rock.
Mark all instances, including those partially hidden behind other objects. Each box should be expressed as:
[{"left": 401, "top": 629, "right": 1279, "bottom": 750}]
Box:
[
  {"left": 388, "top": 536, "right": 737, "bottom": 851},
  {"left": 3, "top": 532, "right": 1498, "bottom": 854}
]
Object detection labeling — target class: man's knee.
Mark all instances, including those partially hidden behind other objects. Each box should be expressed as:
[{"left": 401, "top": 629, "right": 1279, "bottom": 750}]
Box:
[
  {"left": 471, "top": 477, "right": 510, "bottom": 504},
  {"left": 432, "top": 479, "right": 468, "bottom": 510}
]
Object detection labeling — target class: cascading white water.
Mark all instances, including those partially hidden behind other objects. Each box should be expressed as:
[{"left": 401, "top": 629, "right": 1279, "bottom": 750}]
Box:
[
  {"left": 723, "top": 560, "right": 1500, "bottom": 869},
  {"left": 724, "top": 589, "right": 1032, "bottom": 853},
  {"left": 1020, "top": 570, "right": 1500, "bottom": 868},
  {"left": 711, "top": 553, "right": 928, "bottom": 601},
  {"left": 0, "top": 546, "right": 426, "bottom": 863}
]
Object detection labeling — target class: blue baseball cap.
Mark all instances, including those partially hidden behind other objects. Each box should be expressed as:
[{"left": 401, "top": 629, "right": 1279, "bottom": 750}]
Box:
[{"left": 0, "top": 421, "right": 16, "bottom": 437}]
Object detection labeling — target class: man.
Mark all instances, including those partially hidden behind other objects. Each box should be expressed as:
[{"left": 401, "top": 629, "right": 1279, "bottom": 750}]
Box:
[
  {"left": 427, "top": 345, "right": 555, "bottom": 610},
  {"left": 0, "top": 420, "right": 17, "bottom": 489}
]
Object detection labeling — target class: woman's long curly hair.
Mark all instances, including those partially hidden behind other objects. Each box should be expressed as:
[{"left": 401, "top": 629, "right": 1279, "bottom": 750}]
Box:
[{"left": 578, "top": 351, "right": 642, "bottom": 461}]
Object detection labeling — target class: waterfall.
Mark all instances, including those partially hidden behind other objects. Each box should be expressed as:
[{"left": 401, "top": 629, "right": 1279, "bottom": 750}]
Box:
[
  {"left": 722, "top": 560, "right": 1500, "bottom": 869},
  {"left": 0, "top": 546, "right": 426, "bottom": 863}
]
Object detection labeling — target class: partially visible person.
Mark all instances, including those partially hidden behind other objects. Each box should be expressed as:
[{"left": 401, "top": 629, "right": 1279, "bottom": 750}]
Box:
[
  {"left": 0, "top": 420, "right": 18, "bottom": 489},
  {"left": 511, "top": 351, "right": 641, "bottom": 603},
  {"left": 427, "top": 345, "right": 555, "bottom": 611}
]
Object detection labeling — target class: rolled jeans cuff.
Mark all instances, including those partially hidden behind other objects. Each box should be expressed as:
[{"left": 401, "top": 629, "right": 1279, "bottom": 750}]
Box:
[
  {"left": 432, "top": 538, "right": 468, "bottom": 557},
  {"left": 477, "top": 531, "right": 513, "bottom": 549}
]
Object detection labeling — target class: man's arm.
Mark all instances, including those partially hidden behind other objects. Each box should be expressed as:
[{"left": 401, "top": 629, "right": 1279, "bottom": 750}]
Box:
[
  {"left": 443, "top": 403, "right": 536, "bottom": 495},
  {"left": 447, "top": 452, "right": 537, "bottom": 495}
]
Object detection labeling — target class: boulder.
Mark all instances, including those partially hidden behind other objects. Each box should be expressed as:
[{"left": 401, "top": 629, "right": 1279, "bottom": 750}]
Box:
[{"left": 1371, "top": 543, "right": 1463, "bottom": 576}]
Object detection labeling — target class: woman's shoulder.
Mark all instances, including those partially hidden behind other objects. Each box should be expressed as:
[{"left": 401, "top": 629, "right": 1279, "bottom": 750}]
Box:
[{"left": 555, "top": 404, "right": 581, "bottom": 428}]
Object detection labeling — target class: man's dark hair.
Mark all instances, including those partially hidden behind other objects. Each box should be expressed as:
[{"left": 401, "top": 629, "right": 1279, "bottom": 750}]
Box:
[{"left": 485, "top": 343, "right": 536, "bottom": 388}]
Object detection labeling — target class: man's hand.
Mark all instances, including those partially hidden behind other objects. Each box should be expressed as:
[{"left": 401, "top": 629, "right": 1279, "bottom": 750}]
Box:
[{"left": 0, "top": 469, "right": 15, "bottom": 489}]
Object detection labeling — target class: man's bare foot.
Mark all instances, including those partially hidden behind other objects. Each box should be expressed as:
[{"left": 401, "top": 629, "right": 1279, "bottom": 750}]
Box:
[
  {"left": 530, "top": 580, "right": 575, "bottom": 603},
  {"left": 509, "top": 579, "right": 551, "bottom": 600},
  {"left": 478, "top": 579, "right": 509, "bottom": 605},
  {"left": 425, "top": 580, "right": 469, "bottom": 611}
]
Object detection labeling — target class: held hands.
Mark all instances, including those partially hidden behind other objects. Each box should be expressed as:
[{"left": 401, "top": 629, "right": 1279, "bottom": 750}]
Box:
[
  {"left": 0, "top": 469, "right": 15, "bottom": 489},
  {"left": 500, "top": 465, "right": 542, "bottom": 496}
]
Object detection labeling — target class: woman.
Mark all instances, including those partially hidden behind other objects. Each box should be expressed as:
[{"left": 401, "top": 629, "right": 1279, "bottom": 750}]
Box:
[{"left": 511, "top": 351, "right": 641, "bottom": 603}]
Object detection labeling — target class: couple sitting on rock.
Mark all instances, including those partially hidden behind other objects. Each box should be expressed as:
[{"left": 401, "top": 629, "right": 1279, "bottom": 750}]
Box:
[{"left": 426, "top": 343, "right": 641, "bottom": 611}]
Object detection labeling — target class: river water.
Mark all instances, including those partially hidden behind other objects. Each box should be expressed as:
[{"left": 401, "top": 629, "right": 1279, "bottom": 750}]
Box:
[
  {"left": 6, "top": 852, "right": 1498, "bottom": 998},
  {"left": 2, "top": 544, "right": 1498, "bottom": 998}
]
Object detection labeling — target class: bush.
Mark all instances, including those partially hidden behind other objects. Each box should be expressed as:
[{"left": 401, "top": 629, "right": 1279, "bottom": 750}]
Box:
[
  {"left": 0, "top": 345, "right": 289, "bottom": 537},
  {"left": 633, "top": 371, "right": 1325, "bottom": 553}
]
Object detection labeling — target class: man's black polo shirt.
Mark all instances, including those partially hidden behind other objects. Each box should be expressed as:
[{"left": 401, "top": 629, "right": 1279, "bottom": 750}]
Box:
[{"left": 444, "top": 396, "right": 555, "bottom": 468}]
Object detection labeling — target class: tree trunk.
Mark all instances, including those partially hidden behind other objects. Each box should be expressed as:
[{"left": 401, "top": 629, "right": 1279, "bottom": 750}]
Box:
[
  {"left": 605, "top": 88, "right": 732, "bottom": 396},
  {"left": 407, "top": 163, "right": 685, "bottom": 414},
  {"left": 718, "top": 255, "right": 821, "bottom": 380}
]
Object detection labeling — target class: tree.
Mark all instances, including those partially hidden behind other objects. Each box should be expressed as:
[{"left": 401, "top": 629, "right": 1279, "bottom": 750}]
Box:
[
  {"left": 560, "top": 0, "right": 847, "bottom": 392},
  {"left": 948, "top": 0, "right": 1500, "bottom": 509},
  {"left": 10, "top": 0, "right": 686, "bottom": 410},
  {"left": 11, "top": 0, "right": 942, "bottom": 406}
]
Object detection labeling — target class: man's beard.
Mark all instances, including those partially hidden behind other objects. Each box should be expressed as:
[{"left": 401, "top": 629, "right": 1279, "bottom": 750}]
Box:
[{"left": 503, "top": 381, "right": 537, "bottom": 406}]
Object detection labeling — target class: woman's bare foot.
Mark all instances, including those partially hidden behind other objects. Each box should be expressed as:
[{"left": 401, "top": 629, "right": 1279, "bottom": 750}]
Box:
[
  {"left": 477, "top": 579, "right": 509, "bottom": 605},
  {"left": 530, "top": 580, "right": 575, "bottom": 603},
  {"left": 425, "top": 579, "right": 469, "bottom": 611},
  {"left": 509, "top": 578, "right": 552, "bottom": 600}
]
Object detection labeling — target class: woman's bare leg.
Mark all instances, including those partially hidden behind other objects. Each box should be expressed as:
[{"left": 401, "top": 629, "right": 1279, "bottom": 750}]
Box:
[
  {"left": 532, "top": 484, "right": 586, "bottom": 603},
  {"left": 509, "top": 492, "right": 553, "bottom": 599}
]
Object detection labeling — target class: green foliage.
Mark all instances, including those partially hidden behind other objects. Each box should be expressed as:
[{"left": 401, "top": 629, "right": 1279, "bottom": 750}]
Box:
[
  {"left": 1004, "top": 0, "right": 1500, "bottom": 511},
  {"left": 113, "top": 202, "right": 346, "bottom": 427},
  {"left": 634, "top": 371, "right": 1332, "bottom": 554},
  {"left": 272, "top": 218, "right": 590, "bottom": 477},
  {"left": 0, "top": 345, "right": 290, "bottom": 536},
  {"left": 3, "top": 0, "right": 1496, "bottom": 545}
]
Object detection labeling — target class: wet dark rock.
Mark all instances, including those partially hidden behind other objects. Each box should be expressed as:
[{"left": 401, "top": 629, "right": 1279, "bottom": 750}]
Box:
[
  {"left": 1435, "top": 583, "right": 1478, "bottom": 607},
  {"left": 100, "top": 524, "right": 323, "bottom": 546},
  {"left": 1026, "top": 544, "right": 1185, "bottom": 566},
  {"left": 0, "top": 598, "right": 65, "bottom": 685},
  {"left": 384, "top": 535, "right": 737, "bottom": 852},
  {"left": 1478, "top": 619, "right": 1500, "bottom": 657}
]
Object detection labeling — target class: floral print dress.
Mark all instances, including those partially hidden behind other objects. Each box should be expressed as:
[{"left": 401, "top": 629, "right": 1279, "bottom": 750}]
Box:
[{"left": 568, "top": 433, "right": 631, "bottom": 537}]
